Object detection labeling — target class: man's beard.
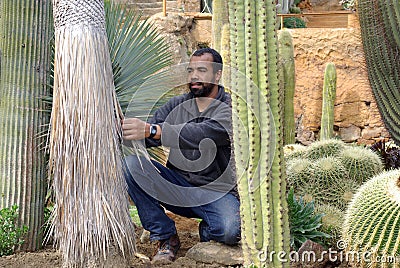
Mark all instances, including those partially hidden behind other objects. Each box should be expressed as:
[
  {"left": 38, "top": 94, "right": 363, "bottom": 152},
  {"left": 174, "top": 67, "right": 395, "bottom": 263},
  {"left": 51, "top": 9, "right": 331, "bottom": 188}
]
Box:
[{"left": 189, "top": 82, "right": 215, "bottom": 97}]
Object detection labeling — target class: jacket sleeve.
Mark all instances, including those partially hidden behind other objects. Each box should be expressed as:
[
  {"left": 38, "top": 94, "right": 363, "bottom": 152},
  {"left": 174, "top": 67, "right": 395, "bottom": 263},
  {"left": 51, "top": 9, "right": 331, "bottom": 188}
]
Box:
[
  {"left": 144, "top": 98, "right": 177, "bottom": 148},
  {"left": 160, "top": 103, "right": 232, "bottom": 149}
]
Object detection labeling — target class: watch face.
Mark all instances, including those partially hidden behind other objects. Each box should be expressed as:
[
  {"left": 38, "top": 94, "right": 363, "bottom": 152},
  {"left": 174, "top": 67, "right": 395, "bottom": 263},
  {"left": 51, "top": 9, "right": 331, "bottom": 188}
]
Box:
[{"left": 151, "top": 125, "right": 157, "bottom": 135}]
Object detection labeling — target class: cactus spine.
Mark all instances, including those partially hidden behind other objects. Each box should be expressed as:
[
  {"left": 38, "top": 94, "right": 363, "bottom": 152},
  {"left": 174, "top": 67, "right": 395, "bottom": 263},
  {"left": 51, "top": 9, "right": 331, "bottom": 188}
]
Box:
[
  {"left": 358, "top": 0, "right": 400, "bottom": 145},
  {"left": 320, "top": 63, "right": 337, "bottom": 140},
  {"left": 228, "top": 0, "right": 290, "bottom": 266},
  {"left": 343, "top": 170, "right": 400, "bottom": 267},
  {"left": 278, "top": 29, "right": 296, "bottom": 145}
]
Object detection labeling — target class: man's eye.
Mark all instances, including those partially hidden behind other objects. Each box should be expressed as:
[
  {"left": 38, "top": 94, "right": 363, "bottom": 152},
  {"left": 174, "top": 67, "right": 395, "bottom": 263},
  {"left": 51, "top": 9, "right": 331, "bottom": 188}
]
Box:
[{"left": 187, "top": 69, "right": 193, "bottom": 73}]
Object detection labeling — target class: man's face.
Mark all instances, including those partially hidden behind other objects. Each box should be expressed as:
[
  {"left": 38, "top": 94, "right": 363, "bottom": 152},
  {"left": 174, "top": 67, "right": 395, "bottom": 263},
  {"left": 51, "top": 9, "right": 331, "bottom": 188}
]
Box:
[{"left": 187, "top": 53, "right": 221, "bottom": 97}]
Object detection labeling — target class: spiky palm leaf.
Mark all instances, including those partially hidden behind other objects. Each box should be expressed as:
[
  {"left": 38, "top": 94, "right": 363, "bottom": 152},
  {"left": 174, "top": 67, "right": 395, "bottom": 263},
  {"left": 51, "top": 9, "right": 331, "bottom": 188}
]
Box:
[
  {"left": 104, "top": 1, "right": 173, "bottom": 163},
  {"left": 104, "top": 1, "right": 172, "bottom": 113}
]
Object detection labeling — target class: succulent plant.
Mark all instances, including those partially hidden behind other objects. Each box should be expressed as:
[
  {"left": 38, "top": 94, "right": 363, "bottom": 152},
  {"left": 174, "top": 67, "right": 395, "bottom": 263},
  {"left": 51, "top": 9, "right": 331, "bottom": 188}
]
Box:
[
  {"left": 314, "top": 203, "right": 344, "bottom": 248},
  {"left": 284, "top": 143, "right": 307, "bottom": 160},
  {"left": 288, "top": 188, "right": 330, "bottom": 250},
  {"left": 339, "top": 146, "right": 383, "bottom": 183},
  {"left": 311, "top": 156, "right": 347, "bottom": 186},
  {"left": 370, "top": 140, "right": 400, "bottom": 170},
  {"left": 286, "top": 157, "right": 313, "bottom": 189},
  {"left": 320, "top": 63, "right": 337, "bottom": 141},
  {"left": 294, "top": 156, "right": 360, "bottom": 209},
  {"left": 278, "top": 29, "right": 296, "bottom": 145},
  {"left": 357, "top": 0, "right": 400, "bottom": 145},
  {"left": 343, "top": 169, "right": 400, "bottom": 267},
  {"left": 229, "top": 0, "right": 290, "bottom": 266},
  {"left": 304, "top": 139, "right": 346, "bottom": 160}
]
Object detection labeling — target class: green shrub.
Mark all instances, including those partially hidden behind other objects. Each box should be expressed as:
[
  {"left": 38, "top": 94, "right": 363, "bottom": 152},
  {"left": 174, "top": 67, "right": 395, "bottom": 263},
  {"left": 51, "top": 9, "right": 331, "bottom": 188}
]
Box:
[
  {"left": 0, "top": 205, "right": 28, "bottom": 256},
  {"left": 129, "top": 206, "right": 142, "bottom": 227},
  {"left": 288, "top": 188, "right": 330, "bottom": 250},
  {"left": 283, "top": 17, "right": 306, "bottom": 28}
]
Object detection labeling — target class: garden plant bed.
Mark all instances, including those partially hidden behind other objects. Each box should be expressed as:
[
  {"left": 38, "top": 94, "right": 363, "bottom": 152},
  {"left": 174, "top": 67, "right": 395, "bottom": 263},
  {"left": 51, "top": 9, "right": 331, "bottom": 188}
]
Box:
[{"left": 0, "top": 213, "right": 233, "bottom": 268}]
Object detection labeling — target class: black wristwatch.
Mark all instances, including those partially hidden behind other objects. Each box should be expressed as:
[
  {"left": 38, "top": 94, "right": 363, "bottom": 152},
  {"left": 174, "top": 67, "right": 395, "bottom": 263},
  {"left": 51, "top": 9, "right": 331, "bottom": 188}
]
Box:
[{"left": 148, "top": 124, "right": 158, "bottom": 139}]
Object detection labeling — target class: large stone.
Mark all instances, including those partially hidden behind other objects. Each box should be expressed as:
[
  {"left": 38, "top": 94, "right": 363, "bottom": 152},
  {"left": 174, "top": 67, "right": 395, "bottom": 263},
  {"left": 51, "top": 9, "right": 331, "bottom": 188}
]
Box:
[
  {"left": 291, "top": 240, "right": 330, "bottom": 268},
  {"left": 339, "top": 124, "right": 361, "bottom": 142},
  {"left": 186, "top": 241, "right": 243, "bottom": 266}
]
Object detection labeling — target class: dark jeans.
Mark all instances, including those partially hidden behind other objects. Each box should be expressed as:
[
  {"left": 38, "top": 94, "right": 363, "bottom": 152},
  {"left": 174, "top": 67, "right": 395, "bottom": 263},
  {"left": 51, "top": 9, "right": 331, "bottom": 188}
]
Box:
[{"left": 124, "top": 155, "right": 241, "bottom": 245}]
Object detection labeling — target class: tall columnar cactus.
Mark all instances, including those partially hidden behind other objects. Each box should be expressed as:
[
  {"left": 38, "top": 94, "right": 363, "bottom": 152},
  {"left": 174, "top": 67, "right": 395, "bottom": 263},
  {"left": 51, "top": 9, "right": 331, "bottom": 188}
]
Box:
[
  {"left": 212, "top": 0, "right": 229, "bottom": 51},
  {"left": 278, "top": 29, "right": 296, "bottom": 145},
  {"left": 320, "top": 63, "right": 337, "bottom": 140},
  {"left": 0, "top": 0, "right": 52, "bottom": 250},
  {"left": 358, "top": 0, "right": 400, "bottom": 145},
  {"left": 220, "top": 24, "right": 231, "bottom": 87},
  {"left": 228, "top": 0, "right": 290, "bottom": 266},
  {"left": 343, "top": 170, "right": 400, "bottom": 267}
]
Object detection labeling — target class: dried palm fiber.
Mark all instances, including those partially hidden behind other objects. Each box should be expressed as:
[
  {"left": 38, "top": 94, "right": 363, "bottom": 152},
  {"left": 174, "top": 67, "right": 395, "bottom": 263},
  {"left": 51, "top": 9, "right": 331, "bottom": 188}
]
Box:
[{"left": 49, "top": 0, "right": 135, "bottom": 266}]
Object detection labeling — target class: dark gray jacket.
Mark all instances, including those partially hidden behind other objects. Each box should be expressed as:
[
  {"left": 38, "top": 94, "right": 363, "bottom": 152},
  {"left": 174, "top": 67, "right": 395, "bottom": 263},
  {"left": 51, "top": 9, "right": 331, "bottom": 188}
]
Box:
[{"left": 146, "top": 86, "right": 236, "bottom": 194}]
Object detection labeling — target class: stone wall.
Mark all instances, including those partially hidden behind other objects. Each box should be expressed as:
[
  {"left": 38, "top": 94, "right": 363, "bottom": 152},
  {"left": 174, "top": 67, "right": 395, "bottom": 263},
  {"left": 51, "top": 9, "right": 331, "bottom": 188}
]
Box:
[{"left": 288, "top": 26, "right": 389, "bottom": 144}]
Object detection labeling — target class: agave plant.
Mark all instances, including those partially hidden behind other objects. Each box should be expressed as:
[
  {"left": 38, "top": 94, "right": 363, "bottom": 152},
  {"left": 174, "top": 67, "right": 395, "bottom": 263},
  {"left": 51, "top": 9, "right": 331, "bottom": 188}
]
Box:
[{"left": 288, "top": 188, "right": 330, "bottom": 250}]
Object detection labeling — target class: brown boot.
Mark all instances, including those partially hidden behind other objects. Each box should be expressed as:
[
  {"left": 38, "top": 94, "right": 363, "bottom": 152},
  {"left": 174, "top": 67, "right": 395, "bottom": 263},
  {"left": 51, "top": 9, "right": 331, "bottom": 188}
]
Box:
[{"left": 151, "top": 234, "right": 181, "bottom": 263}]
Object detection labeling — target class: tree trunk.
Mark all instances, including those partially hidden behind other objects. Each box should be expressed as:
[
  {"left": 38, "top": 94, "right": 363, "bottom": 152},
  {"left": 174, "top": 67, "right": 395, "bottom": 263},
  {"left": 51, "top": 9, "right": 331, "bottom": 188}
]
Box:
[
  {"left": 0, "top": 0, "right": 52, "bottom": 250},
  {"left": 50, "top": 1, "right": 136, "bottom": 266}
]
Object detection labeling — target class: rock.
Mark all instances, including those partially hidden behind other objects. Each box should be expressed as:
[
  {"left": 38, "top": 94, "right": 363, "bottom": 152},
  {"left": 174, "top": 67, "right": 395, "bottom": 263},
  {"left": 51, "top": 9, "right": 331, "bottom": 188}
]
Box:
[
  {"left": 185, "top": 241, "right": 243, "bottom": 266},
  {"left": 361, "top": 126, "right": 382, "bottom": 140},
  {"left": 291, "top": 240, "right": 330, "bottom": 268},
  {"left": 339, "top": 125, "right": 361, "bottom": 142}
]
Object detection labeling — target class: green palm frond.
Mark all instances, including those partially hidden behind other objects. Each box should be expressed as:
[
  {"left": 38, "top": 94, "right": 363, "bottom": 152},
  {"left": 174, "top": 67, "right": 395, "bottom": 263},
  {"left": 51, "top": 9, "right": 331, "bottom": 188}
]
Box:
[{"left": 104, "top": 1, "right": 173, "bottom": 112}]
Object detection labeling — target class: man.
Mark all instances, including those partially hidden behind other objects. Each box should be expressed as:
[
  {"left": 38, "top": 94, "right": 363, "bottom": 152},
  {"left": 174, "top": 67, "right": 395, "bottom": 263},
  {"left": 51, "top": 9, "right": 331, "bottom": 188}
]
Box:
[{"left": 122, "top": 48, "right": 240, "bottom": 263}]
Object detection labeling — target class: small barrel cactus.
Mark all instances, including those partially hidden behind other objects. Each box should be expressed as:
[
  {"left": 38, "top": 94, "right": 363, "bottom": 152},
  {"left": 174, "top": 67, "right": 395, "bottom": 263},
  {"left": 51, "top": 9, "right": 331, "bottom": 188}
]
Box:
[
  {"left": 314, "top": 203, "right": 344, "bottom": 248},
  {"left": 343, "top": 169, "right": 400, "bottom": 267},
  {"left": 297, "top": 157, "right": 359, "bottom": 209},
  {"left": 305, "top": 139, "right": 346, "bottom": 160},
  {"left": 283, "top": 143, "right": 307, "bottom": 161},
  {"left": 311, "top": 156, "right": 347, "bottom": 186},
  {"left": 339, "top": 146, "right": 383, "bottom": 183},
  {"left": 286, "top": 157, "right": 313, "bottom": 188}
]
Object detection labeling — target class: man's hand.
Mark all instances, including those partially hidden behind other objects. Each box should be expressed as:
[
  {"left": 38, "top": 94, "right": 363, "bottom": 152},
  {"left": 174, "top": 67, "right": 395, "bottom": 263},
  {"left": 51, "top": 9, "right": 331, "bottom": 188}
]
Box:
[{"left": 122, "top": 118, "right": 150, "bottom": 141}]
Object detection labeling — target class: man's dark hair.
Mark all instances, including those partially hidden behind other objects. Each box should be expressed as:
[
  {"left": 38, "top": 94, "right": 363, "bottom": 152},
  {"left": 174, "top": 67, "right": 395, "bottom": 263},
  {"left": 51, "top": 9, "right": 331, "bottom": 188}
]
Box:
[{"left": 192, "top": 48, "right": 223, "bottom": 73}]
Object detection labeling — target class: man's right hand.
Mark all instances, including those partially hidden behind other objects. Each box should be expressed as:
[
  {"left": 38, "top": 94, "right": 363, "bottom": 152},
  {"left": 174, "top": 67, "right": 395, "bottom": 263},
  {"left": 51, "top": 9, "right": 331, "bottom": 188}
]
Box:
[{"left": 122, "top": 118, "right": 149, "bottom": 141}]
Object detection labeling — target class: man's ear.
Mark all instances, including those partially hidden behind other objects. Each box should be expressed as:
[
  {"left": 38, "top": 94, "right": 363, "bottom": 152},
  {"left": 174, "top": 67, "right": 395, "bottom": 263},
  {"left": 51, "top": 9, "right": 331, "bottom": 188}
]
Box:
[{"left": 215, "top": 70, "right": 222, "bottom": 83}]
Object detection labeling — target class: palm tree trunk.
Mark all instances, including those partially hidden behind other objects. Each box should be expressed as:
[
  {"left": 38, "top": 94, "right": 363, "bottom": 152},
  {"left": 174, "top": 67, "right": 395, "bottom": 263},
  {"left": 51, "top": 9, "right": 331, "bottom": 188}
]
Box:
[
  {"left": 0, "top": 0, "right": 52, "bottom": 251},
  {"left": 50, "top": 1, "right": 136, "bottom": 266}
]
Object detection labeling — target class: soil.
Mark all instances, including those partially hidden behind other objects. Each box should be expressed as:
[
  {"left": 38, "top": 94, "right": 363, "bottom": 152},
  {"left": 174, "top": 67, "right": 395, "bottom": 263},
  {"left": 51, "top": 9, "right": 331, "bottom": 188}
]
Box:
[{"left": 0, "top": 213, "right": 229, "bottom": 268}]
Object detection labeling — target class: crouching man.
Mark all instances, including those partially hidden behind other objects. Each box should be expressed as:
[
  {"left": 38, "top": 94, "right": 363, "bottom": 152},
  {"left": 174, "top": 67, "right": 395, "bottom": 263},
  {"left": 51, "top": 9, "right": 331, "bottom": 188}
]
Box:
[{"left": 122, "top": 48, "right": 240, "bottom": 263}]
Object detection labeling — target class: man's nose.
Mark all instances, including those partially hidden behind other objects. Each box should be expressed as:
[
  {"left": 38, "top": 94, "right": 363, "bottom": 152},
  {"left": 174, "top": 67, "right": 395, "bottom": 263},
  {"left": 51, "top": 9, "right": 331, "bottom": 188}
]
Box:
[{"left": 189, "top": 70, "right": 199, "bottom": 81}]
